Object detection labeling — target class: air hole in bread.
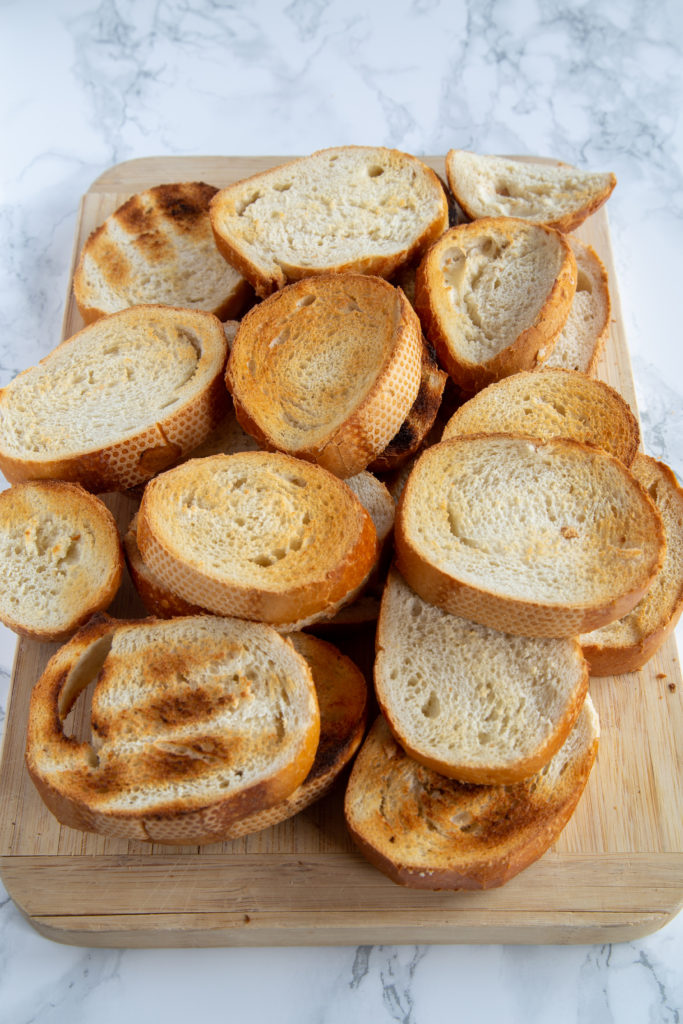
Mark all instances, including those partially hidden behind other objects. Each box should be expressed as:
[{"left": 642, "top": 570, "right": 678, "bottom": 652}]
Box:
[
  {"left": 274, "top": 182, "right": 292, "bottom": 192},
  {"left": 367, "top": 165, "right": 385, "bottom": 177},
  {"left": 297, "top": 294, "right": 316, "bottom": 308},
  {"left": 421, "top": 692, "right": 441, "bottom": 719},
  {"left": 576, "top": 270, "right": 593, "bottom": 293}
]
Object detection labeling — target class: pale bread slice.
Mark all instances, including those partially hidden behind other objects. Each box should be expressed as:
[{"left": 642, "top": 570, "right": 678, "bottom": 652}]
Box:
[
  {"left": 344, "top": 699, "right": 599, "bottom": 890},
  {"left": 209, "top": 146, "right": 449, "bottom": 297},
  {"left": 445, "top": 151, "right": 616, "bottom": 233},
  {"left": 543, "top": 237, "right": 611, "bottom": 374},
  {"left": 375, "top": 568, "right": 589, "bottom": 784}
]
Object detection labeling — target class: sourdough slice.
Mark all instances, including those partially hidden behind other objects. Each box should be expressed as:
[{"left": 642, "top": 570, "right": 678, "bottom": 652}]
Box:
[
  {"left": 344, "top": 699, "right": 599, "bottom": 890},
  {"left": 543, "top": 238, "right": 611, "bottom": 374},
  {"left": 375, "top": 568, "right": 589, "bottom": 784},
  {"left": 209, "top": 147, "right": 449, "bottom": 298},
  {"left": 441, "top": 368, "right": 640, "bottom": 467},
  {"left": 0, "top": 481, "right": 123, "bottom": 642},
  {"left": 226, "top": 274, "right": 423, "bottom": 478},
  {"left": 445, "top": 151, "right": 616, "bottom": 233},
  {"left": 0, "top": 305, "right": 229, "bottom": 492},
  {"left": 218, "top": 632, "right": 367, "bottom": 839},
  {"left": 395, "top": 435, "right": 665, "bottom": 637},
  {"left": 25, "top": 614, "right": 320, "bottom": 845},
  {"left": 581, "top": 454, "right": 683, "bottom": 675},
  {"left": 73, "top": 183, "right": 253, "bottom": 323},
  {"left": 414, "top": 218, "right": 577, "bottom": 394},
  {"left": 137, "top": 451, "right": 379, "bottom": 629}
]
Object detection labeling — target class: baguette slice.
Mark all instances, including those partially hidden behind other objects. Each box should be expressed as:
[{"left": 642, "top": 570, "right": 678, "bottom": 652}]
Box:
[
  {"left": 73, "top": 183, "right": 253, "bottom": 323},
  {"left": 137, "top": 451, "right": 379, "bottom": 630},
  {"left": 218, "top": 632, "right": 367, "bottom": 839},
  {"left": 445, "top": 151, "right": 616, "bottom": 233},
  {"left": 227, "top": 274, "right": 423, "bottom": 478},
  {"left": 344, "top": 700, "right": 599, "bottom": 890},
  {"left": 441, "top": 368, "right": 640, "bottom": 467},
  {"left": 581, "top": 454, "right": 683, "bottom": 675},
  {"left": 543, "top": 238, "right": 611, "bottom": 374},
  {"left": 0, "top": 481, "right": 123, "bottom": 641},
  {"left": 395, "top": 435, "right": 666, "bottom": 637},
  {"left": 414, "top": 218, "right": 577, "bottom": 394},
  {"left": 25, "top": 614, "right": 320, "bottom": 845},
  {"left": 375, "top": 568, "right": 589, "bottom": 784},
  {"left": 209, "top": 147, "right": 449, "bottom": 298},
  {"left": 0, "top": 305, "right": 229, "bottom": 493}
]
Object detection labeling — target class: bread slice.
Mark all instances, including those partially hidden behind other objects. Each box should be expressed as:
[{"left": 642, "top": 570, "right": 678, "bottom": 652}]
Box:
[
  {"left": 344, "top": 698, "right": 599, "bottom": 890},
  {"left": 209, "top": 147, "right": 449, "bottom": 298},
  {"left": 0, "top": 481, "right": 123, "bottom": 641},
  {"left": 137, "top": 451, "right": 379, "bottom": 629},
  {"left": 375, "top": 568, "right": 589, "bottom": 784},
  {"left": 543, "top": 238, "right": 611, "bottom": 374},
  {"left": 73, "top": 182, "right": 253, "bottom": 324},
  {"left": 581, "top": 454, "right": 683, "bottom": 675},
  {"left": 414, "top": 218, "right": 577, "bottom": 394},
  {"left": 0, "top": 305, "right": 229, "bottom": 493},
  {"left": 226, "top": 274, "right": 423, "bottom": 478},
  {"left": 218, "top": 632, "right": 367, "bottom": 839},
  {"left": 25, "top": 614, "right": 321, "bottom": 845},
  {"left": 445, "top": 151, "right": 616, "bottom": 233},
  {"left": 441, "top": 368, "right": 640, "bottom": 467},
  {"left": 395, "top": 434, "right": 666, "bottom": 637}
]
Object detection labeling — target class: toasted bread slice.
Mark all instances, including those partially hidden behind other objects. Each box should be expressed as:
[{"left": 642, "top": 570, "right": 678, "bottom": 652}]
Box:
[
  {"left": 0, "top": 481, "right": 123, "bottom": 642},
  {"left": 73, "top": 183, "right": 253, "bottom": 324},
  {"left": 441, "top": 368, "right": 640, "bottom": 466},
  {"left": 123, "top": 511, "right": 207, "bottom": 619},
  {"left": 375, "top": 568, "right": 589, "bottom": 784},
  {"left": 414, "top": 218, "right": 577, "bottom": 394},
  {"left": 445, "top": 151, "right": 616, "bottom": 233},
  {"left": 544, "top": 238, "right": 611, "bottom": 374},
  {"left": 209, "top": 146, "right": 449, "bottom": 298},
  {"left": 344, "top": 700, "right": 599, "bottom": 890},
  {"left": 219, "top": 632, "right": 367, "bottom": 839},
  {"left": 581, "top": 455, "right": 683, "bottom": 675},
  {"left": 26, "top": 614, "right": 321, "bottom": 845},
  {"left": 0, "top": 305, "right": 229, "bottom": 493},
  {"left": 137, "top": 451, "right": 379, "bottom": 630},
  {"left": 395, "top": 435, "right": 665, "bottom": 637},
  {"left": 226, "top": 274, "right": 423, "bottom": 478}
]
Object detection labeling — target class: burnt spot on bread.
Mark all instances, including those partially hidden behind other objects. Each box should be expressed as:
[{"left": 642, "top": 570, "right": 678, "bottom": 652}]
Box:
[{"left": 154, "top": 183, "right": 218, "bottom": 233}]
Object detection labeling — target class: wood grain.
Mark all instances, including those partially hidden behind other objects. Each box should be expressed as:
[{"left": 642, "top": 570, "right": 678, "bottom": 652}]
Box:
[{"left": 0, "top": 156, "right": 681, "bottom": 947}]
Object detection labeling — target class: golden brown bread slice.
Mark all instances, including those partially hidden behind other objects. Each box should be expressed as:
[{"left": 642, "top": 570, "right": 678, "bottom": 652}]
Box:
[
  {"left": 73, "top": 183, "right": 253, "bottom": 323},
  {"left": 137, "top": 451, "right": 379, "bottom": 630},
  {"left": 581, "top": 454, "right": 683, "bottom": 675},
  {"left": 25, "top": 614, "right": 321, "bottom": 845},
  {"left": 394, "top": 434, "right": 666, "bottom": 637},
  {"left": 0, "top": 305, "right": 229, "bottom": 493},
  {"left": 414, "top": 217, "right": 577, "bottom": 394},
  {"left": 226, "top": 274, "right": 423, "bottom": 478},
  {"left": 441, "top": 368, "right": 640, "bottom": 466},
  {"left": 375, "top": 568, "right": 589, "bottom": 784},
  {"left": 543, "top": 237, "right": 611, "bottom": 374},
  {"left": 445, "top": 151, "right": 616, "bottom": 233},
  {"left": 209, "top": 146, "right": 449, "bottom": 297},
  {"left": 0, "top": 481, "right": 123, "bottom": 642},
  {"left": 344, "top": 700, "right": 599, "bottom": 890}
]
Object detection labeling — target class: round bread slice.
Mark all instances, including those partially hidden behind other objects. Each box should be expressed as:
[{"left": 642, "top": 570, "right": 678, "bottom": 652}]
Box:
[
  {"left": 394, "top": 435, "right": 666, "bottom": 637},
  {"left": 137, "top": 451, "right": 379, "bottom": 629},
  {"left": 209, "top": 146, "right": 449, "bottom": 297},
  {"left": 344, "top": 699, "right": 599, "bottom": 890},
  {"left": 218, "top": 632, "right": 368, "bottom": 840},
  {"left": 375, "top": 568, "right": 589, "bottom": 784},
  {"left": 441, "top": 368, "right": 640, "bottom": 467},
  {"left": 543, "top": 238, "right": 611, "bottom": 375},
  {"left": 25, "top": 614, "right": 321, "bottom": 845},
  {"left": 226, "top": 274, "right": 423, "bottom": 478},
  {"left": 73, "top": 182, "right": 253, "bottom": 323},
  {"left": 0, "top": 481, "right": 123, "bottom": 642},
  {"left": 581, "top": 454, "right": 683, "bottom": 675},
  {"left": 414, "top": 217, "right": 577, "bottom": 394},
  {"left": 0, "top": 305, "right": 229, "bottom": 493}
]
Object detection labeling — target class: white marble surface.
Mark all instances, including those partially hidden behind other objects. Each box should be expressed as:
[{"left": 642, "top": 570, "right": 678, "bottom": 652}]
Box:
[{"left": 1, "top": 0, "right": 682, "bottom": 1020}]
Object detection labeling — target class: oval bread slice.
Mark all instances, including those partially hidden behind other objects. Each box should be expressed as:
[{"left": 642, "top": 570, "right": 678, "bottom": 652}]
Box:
[{"left": 395, "top": 434, "right": 666, "bottom": 637}]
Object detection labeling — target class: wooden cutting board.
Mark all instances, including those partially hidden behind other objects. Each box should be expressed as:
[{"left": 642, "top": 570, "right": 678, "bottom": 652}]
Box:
[{"left": 0, "top": 156, "right": 681, "bottom": 948}]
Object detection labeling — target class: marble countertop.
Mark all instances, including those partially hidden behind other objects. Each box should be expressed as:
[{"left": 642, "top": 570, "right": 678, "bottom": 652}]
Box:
[{"left": 1, "top": 0, "right": 681, "bottom": 1021}]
